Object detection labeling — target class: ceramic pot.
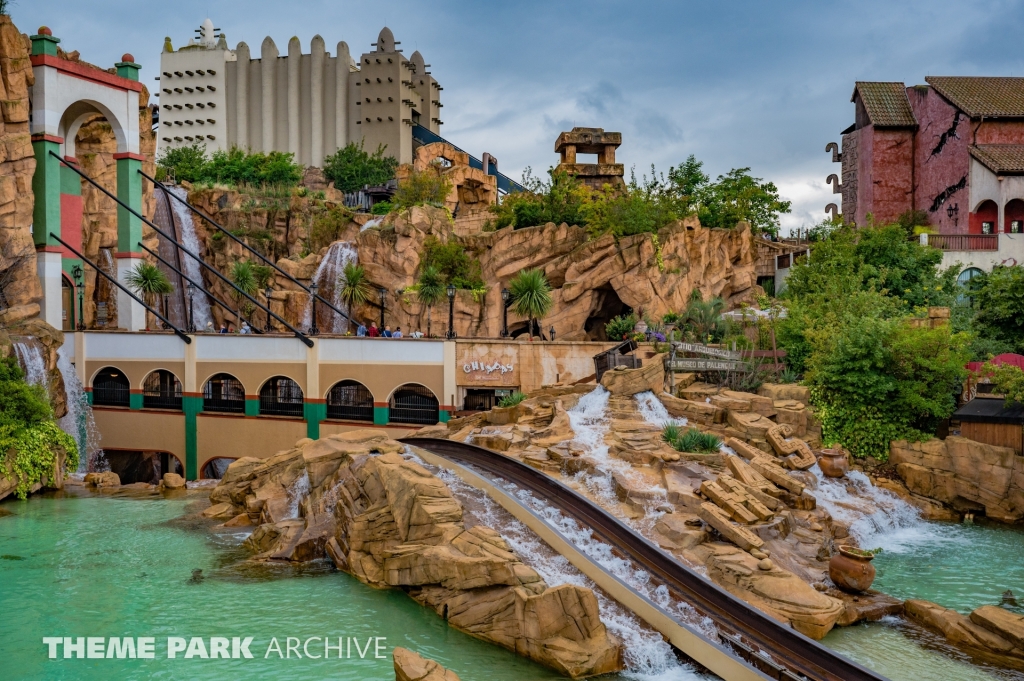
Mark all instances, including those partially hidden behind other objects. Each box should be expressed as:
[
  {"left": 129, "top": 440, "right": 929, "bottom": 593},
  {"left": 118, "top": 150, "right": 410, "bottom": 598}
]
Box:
[
  {"left": 828, "top": 545, "right": 876, "bottom": 593},
  {"left": 817, "top": 448, "right": 849, "bottom": 478}
]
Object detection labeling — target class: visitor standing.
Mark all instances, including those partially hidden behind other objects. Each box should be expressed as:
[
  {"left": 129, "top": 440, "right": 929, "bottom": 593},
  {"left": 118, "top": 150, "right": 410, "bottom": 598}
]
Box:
[
  {"left": 411, "top": 329, "right": 424, "bottom": 338},
  {"left": 219, "top": 323, "right": 228, "bottom": 334},
  {"left": 205, "top": 321, "right": 214, "bottom": 333},
  {"left": 357, "top": 321, "right": 367, "bottom": 337},
  {"left": 383, "top": 325, "right": 393, "bottom": 338},
  {"left": 393, "top": 326, "right": 404, "bottom": 338},
  {"left": 240, "top": 322, "right": 251, "bottom": 334},
  {"left": 368, "top": 322, "right": 380, "bottom": 337}
]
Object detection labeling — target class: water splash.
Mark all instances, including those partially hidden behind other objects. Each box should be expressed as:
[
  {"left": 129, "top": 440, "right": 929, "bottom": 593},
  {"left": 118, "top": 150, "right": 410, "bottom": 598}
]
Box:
[
  {"left": 168, "top": 186, "right": 213, "bottom": 329},
  {"left": 360, "top": 217, "right": 383, "bottom": 232},
  {"left": 286, "top": 471, "right": 311, "bottom": 519},
  {"left": 13, "top": 340, "right": 48, "bottom": 388},
  {"left": 635, "top": 391, "right": 687, "bottom": 428},
  {"left": 56, "top": 348, "right": 103, "bottom": 472},
  {"left": 302, "top": 241, "right": 358, "bottom": 333}
]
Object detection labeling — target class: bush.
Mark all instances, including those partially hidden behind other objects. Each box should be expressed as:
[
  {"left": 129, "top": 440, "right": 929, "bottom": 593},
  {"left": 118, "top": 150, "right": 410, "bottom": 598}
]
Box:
[
  {"left": 0, "top": 357, "right": 78, "bottom": 499},
  {"left": 156, "top": 144, "right": 302, "bottom": 187},
  {"left": 498, "top": 391, "right": 528, "bottom": 408},
  {"left": 663, "top": 425, "right": 721, "bottom": 454},
  {"left": 605, "top": 313, "right": 638, "bottom": 341},
  {"left": 393, "top": 165, "right": 452, "bottom": 210},
  {"left": 156, "top": 142, "right": 208, "bottom": 183},
  {"left": 371, "top": 201, "right": 392, "bottom": 215},
  {"left": 970, "top": 266, "right": 1024, "bottom": 354},
  {"left": 421, "top": 236, "right": 483, "bottom": 290},
  {"left": 322, "top": 142, "right": 399, "bottom": 193},
  {"left": 308, "top": 206, "right": 354, "bottom": 251},
  {"left": 489, "top": 168, "right": 590, "bottom": 230},
  {"left": 983, "top": 362, "right": 1024, "bottom": 406}
]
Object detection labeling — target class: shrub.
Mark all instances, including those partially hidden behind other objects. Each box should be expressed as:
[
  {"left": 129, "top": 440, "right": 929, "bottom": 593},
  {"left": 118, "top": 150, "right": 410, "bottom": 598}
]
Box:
[
  {"left": 308, "top": 206, "right": 354, "bottom": 251},
  {"left": 371, "top": 201, "right": 392, "bottom": 215},
  {"left": 421, "top": 236, "right": 483, "bottom": 290},
  {"left": 393, "top": 165, "right": 452, "bottom": 210},
  {"left": 322, "top": 142, "right": 398, "bottom": 193},
  {"left": 204, "top": 147, "right": 302, "bottom": 186},
  {"left": 605, "top": 313, "right": 638, "bottom": 341},
  {"left": 156, "top": 142, "right": 208, "bottom": 183},
  {"left": 489, "top": 168, "right": 590, "bottom": 230},
  {"left": 498, "top": 391, "right": 528, "bottom": 408},
  {"left": 983, "top": 362, "right": 1024, "bottom": 406},
  {"left": 663, "top": 425, "right": 721, "bottom": 454},
  {"left": 0, "top": 357, "right": 79, "bottom": 499}
]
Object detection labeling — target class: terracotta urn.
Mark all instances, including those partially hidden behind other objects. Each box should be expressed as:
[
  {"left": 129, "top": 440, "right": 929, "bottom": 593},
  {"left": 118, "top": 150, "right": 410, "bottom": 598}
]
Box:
[
  {"left": 829, "top": 545, "right": 876, "bottom": 593},
  {"left": 817, "top": 447, "right": 849, "bottom": 478}
]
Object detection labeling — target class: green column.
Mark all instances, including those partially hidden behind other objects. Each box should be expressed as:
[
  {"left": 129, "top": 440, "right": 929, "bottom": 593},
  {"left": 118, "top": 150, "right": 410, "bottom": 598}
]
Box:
[
  {"left": 439, "top": 410, "right": 451, "bottom": 423},
  {"left": 86, "top": 391, "right": 94, "bottom": 406},
  {"left": 129, "top": 393, "right": 143, "bottom": 410},
  {"left": 116, "top": 156, "right": 143, "bottom": 254},
  {"left": 373, "top": 405, "right": 389, "bottom": 426},
  {"left": 304, "top": 402, "right": 326, "bottom": 440},
  {"left": 245, "top": 398, "right": 260, "bottom": 416},
  {"left": 183, "top": 396, "right": 202, "bottom": 480},
  {"left": 31, "top": 138, "right": 62, "bottom": 247},
  {"left": 30, "top": 30, "right": 60, "bottom": 57}
]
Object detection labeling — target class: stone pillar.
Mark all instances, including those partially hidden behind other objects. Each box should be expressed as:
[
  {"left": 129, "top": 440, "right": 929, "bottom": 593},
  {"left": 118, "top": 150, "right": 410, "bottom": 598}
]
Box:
[
  {"left": 235, "top": 42, "right": 250, "bottom": 149},
  {"left": 31, "top": 134, "right": 63, "bottom": 328},
  {"left": 310, "top": 35, "right": 325, "bottom": 167},
  {"left": 260, "top": 37, "right": 278, "bottom": 152},
  {"left": 115, "top": 153, "right": 146, "bottom": 331},
  {"left": 335, "top": 41, "right": 350, "bottom": 152},
  {"left": 304, "top": 339, "right": 323, "bottom": 439},
  {"left": 287, "top": 37, "right": 301, "bottom": 158}
]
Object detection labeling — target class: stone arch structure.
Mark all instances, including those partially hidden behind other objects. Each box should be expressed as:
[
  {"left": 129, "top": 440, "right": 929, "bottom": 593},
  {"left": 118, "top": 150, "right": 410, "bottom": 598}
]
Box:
[
  {"left": 201, "top": 457, "right": 238, "bottom": 480},
  {"left": 29, "top": 27, "right": 146, "bottom": 331},
  {"left": 970, "top": 199, "right": 998, "bottom": 234},
  {"left": 1005, "top": 198, "right": 1024, "bottom": 233}
]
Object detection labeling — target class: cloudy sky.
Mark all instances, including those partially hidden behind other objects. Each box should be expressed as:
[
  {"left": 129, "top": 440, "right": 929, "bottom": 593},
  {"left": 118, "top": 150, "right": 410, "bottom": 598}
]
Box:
[{"left": 26, "top": 1, "right": 1024, "bottom": 234}]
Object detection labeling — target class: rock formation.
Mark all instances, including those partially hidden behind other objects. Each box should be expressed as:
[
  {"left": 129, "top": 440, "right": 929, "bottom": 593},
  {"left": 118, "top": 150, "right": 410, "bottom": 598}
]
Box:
[
  {"left": 393, "top": 647, "right": 462, "bottom": 681},
  {"left": 906, "top": 600, "right": 1024, "bottom": 671},
  {"left": 207, "top": 430, "right": 623, "bottom": 678},
  {"left": 891, "top": 436, "right": 1024, "bottom": 522}
]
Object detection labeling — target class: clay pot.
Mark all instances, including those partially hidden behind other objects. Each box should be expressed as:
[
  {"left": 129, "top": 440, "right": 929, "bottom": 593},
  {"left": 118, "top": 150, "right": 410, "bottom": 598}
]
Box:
[
  {"left": 829, "top": 545, "right": 876, "bottom": 593},
  {"left": 817, "top": 448, "right": 849, "bottom": 478}
]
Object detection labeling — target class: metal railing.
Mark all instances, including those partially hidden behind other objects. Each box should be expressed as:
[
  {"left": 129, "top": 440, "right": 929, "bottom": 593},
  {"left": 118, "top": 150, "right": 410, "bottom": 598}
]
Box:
[
  {"left": 326, "top": 381, "right": 374, "bottom": 422},
  {"left": 389, "top": 385, "right": 440, "bottom": 425},
  {"left": 924, "top": 233, "right": 999, "bottom": 251},
  {"left": 93, "top": 382, "right": 130, "bottom": 407}
]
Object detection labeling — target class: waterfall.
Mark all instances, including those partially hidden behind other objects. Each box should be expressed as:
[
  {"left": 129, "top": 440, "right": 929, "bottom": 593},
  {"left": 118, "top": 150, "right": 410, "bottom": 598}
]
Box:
[
  {"left": 635, "top": 391, "right": 687, "bottom": 428},
  {"left": 56, "top": 348, "right": 103, "bottom": 473},
  {"left": 286, "top": 471, "right": 311, "bottom": 519},
  {"left": 302, "top": 241, "right": 358, "bottom": 334},
  {"left": 13, "top": 340, "right": 48, "bottom": 389},
  {"left": 97, "top": 248, "right": 118, "bottom": 327},
  {"left": 167, "top": 186, "right": 212, "bottom": 329},
  {"left": 360, "top": 217, "right": 383, "bottom": 232}
]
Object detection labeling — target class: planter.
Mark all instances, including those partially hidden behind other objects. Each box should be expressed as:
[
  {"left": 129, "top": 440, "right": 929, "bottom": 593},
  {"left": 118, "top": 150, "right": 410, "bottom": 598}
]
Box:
[
  {"left": 829, "top": 545, "right": 876, "bottom": 593},
  {"left": 817, "top": 448, "right": 849, "bottom": 478}
]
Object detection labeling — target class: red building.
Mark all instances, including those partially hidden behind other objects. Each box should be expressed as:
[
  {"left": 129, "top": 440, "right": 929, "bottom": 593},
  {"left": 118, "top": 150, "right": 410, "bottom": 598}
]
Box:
[{"left": 833, "top": 78, "right": 1024, "bottom": 235}]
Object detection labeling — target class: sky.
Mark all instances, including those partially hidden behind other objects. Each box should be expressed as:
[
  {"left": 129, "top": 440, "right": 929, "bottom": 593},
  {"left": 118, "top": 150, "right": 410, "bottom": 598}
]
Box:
[{"left": 24, "top": 0, "right": 1024, "bottom": 234}]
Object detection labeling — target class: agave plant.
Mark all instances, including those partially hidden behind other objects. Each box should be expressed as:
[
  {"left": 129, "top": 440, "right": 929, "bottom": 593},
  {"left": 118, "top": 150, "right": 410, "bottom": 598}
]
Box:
[
  {"left": 508, "top": 268, "right": 553, "bottom": 338},
  {"left": 498, "top": 391, "right": 528, "bottom": 408},
  {"left": 667, "top": 427, "right": 722, "bottom": 454}
]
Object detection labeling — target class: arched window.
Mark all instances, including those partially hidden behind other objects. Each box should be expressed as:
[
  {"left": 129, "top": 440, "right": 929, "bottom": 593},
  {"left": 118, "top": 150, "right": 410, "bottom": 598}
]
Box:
[
  {"left": 92, "top": 367, "right": 130, "bottom": 407},
  {"left": 1005, "top": 199, "right": 1024, "bottom": 234},
  {"left": 143, "top": 370, "right": 183, "bottom": 410},
  {"left": 259, "top": 376, "right": 304, "bottom": 417},
  {"left": 957, "top": 267, "right": 984, "bottom": 304},
  {"left": 61, "top": 275, "right": 74, "bottom": 331},
  {"left": 389, "top": 384, "right": 439, "bottom": 425},
  {"left": 973, "top": 200, "right": 998, "bottom": 234},
  {"left": 326, "top": 380, "right": 374, "bottom": 422},
  {"left": 203, "top": 373, "right": 245, "bottom": 413}
]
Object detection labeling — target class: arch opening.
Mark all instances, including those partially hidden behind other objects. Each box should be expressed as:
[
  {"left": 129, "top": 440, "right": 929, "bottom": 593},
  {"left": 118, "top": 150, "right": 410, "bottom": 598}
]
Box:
[
  {"left": 103, "top": 449, "right": 183, "bottom": 484},
  {"left": 203, "top": 373, "right": 245, "bottom": 413},
  {"left": 1005, "top": 199, "right": 1024, "bottom": 234},
  {"left": 957, "top": 267, "right": 984, "bottom": 304},
  {"left": 971, "top": 200, "right": 998, "bottom": 234},
  {"left": 201, "top": 457, "right": 237, "bottom": 480},
  {"left": 92, "top": 367, "right": 130, "bottom": 407},
  {"left": 61, "top": 274, "right": 74, "bottom": 331},
  {"left": 143, "top": 369, "right": 183, "bottom": 410},
  {"left": 259, "top": 376, "right": 304, "bottom": 417},
  {"left": 389, "top": 383, "right": 439, "bottom": 425},
  {"left": 326, "top": 380, "right": 374, "bottom": 422}
]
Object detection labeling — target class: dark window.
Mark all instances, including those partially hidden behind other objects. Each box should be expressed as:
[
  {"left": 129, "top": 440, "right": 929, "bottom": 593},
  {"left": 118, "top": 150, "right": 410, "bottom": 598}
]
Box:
[
  {"left": 203, "top": 373, "right": 245, "bottom": 413},
  {"left": 326, "top": 380, "right": 374, "bottom": 422},
  {"left": 982, "top": 221, "right": 994, "bottom": 235},
  {"left": 389, "top": 384, "right": 439, "bottom": 425},
  {"left": 93, "top": 367, "right": 131, "bottom": 407},
  {"left": 1012, "top": 221, "right": 1022, "bottom": 234},
  {"left": 143, "top": 370, "right": 182, "bottom": 410},
  {"left": 259, "top": 376, "right": 304, "bottom": 417},
  {"left": 201, "top": 457, "right": 236, "bottom": 479}
]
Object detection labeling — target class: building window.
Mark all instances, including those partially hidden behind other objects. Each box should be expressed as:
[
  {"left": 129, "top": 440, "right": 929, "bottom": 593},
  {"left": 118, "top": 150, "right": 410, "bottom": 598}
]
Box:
[
  {"left": 982, "top": 222, "right": 994, "bottom": 235},
  {"left": 326, "top": 380, "right": 374, "bottom": 422},
  {"left": 93, "top": 367, "right": 130, "bottom": 407},
  {"left": 259, "top": 376, "right": 304, "bottom": 417},
  {"left": 143, "top": 370, "right": 183, "bottom": 410},
  {"left": 203, "top": 373, "right": 245, "bottom": 413},
  {"left": 389, "top": 384, "right": 439, "bottom": 425},
  {"left": 1013, "top": 221, "right": 1023, "bottom": 234}
]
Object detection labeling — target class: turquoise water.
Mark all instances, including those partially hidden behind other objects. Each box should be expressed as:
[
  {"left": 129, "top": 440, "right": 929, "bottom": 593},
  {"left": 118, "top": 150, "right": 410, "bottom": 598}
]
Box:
[
  {"left": 823, "top": 519, "right": 1024, "bottom": 681},
  {"left": 0, "top": 489, "right": 572, "bottom": 681}
]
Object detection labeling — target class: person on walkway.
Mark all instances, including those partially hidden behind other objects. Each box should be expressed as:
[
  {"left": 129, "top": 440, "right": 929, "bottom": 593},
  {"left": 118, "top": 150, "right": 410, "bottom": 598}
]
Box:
[
  {"left": 368, "top": 322, "right": 380, "bottom": 337},
  {"left": 239, "top": 322, "right": 251, "bottom": 334},
  {"left": 393, "top": 326, "right": 403, "bottom": 338},
  {"left": 219, "top": 323, "right": 228, "bottom": 334},
  {"left": 382, "top": 325, "right": 393, "bottom": 338},
  {"left": 356, "top": 321, "right": 367, "bottom": 337},
  {"left": 410, "top": 329, "right": 424, "bottom": 338},
  {"left": 205, "top": 321, "right": 214, "bottom": 333}
]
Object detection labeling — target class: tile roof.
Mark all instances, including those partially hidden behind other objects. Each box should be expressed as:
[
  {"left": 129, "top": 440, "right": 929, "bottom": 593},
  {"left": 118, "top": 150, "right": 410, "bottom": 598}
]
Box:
[
  {"left": 852, "top": 82, "right": 917, "bottom": 127},
  {"left": 970, "top": 145, "right": 1024, "bottom": 174},
  {"left": 926, "top": 77, "right": 1024, "bottom": 118}
]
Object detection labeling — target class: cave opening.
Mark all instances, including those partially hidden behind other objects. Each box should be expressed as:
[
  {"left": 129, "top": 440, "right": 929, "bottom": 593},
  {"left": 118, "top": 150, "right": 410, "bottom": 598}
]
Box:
[
  {"left": 102, "top": 450, "right": 183, "bottom": 484},
  {"left": 583, "top": 285, "right": 629, "bottom": 341}
]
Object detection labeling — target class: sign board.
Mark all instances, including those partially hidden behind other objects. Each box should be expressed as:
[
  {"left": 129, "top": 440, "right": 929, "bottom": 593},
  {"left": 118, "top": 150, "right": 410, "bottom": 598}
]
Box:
[
  {"left": 456, "top": 343, "right": 520, "bottom": 387},
  {"left": 671, "top": 342, "right": 740, "bottom": 360},
  {"left": 667, "top": 358, "right": 747, "bottom": 372}
]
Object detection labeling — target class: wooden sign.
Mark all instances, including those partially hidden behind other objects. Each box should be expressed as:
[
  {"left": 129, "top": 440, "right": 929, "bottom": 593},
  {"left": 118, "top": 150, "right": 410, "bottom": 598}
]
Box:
[
  {"left": 667, "top": 358, "right": 747, "bottom": 372},
  {"left": 671, "top": 342, "right": 740, "bottom": 360}
]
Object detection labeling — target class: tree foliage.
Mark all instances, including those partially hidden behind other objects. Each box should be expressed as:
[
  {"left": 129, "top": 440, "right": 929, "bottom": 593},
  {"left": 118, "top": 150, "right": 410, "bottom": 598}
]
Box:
[
  {"left": 421, "top": 236, "right": 484, "bottom": 290},
  {"left": 338, "top": 263, "right": 373, "bottom": 309},
  {"left": 983, "top": 362, "right": 1024, "bottom": 406},
  {"left": 125, "top": 262, "right": 172, "bottom": 308},
  {"left": 157, "top": 144, "right": 302, "bottom": 187},
  {"left": 322, "top": 142, "right": 399, "bottom": 193},
  {"left": 393, "top": 165, "right": 452, "bottom": 210},
  {"left": 508, "top": 268, "right": 553, "bottom": 334},
  {"left": 969, "top": 266, "right": 1024, "bottom": 354}
]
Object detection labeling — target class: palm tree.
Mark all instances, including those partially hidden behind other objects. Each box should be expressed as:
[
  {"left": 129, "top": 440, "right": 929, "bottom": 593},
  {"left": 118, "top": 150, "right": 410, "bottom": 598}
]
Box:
[
  {"left": 509, "top": 268, "right": 553, "bottom": 339},
  {"left": 338, "top": 263, "right": 373, "bottom": 310},
  {"left": 125, "top": 262, "right": 173, "bottom": 321},
  {"left": 415, "top": 265, "right": 445, "bottom": 337},
  {"left": 682, "top": 290, "right": 727, "bottom": 342},
  {"left": 230, "top": 260, "right": 258, "bottom": 326}
]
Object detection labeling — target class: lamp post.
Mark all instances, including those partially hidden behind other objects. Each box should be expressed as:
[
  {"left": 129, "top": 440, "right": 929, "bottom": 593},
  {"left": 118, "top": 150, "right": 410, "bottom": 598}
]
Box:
[
  {"left": 549, "top": 326, "right": 556, "bottom": 342},
  {"left": 72, "top": 265, "right": 85, "bottom": 330},
  {"left": 308, "top": 282, "right": 319, "bottom": 336},
  {"left": 186, "top": 282, "right": 196, "bottom": 333},
  {"left": 500, "top": 287, "right": 510, "bottom": 338},
  {"left": 446, "top": 283, "right": 456, "bottom": 339},
  {"left": 264, "top": 286, "right": 273, "bottom": 333},
  {"left": 378, "top": 287, "right": 387, "bottom": 329}
]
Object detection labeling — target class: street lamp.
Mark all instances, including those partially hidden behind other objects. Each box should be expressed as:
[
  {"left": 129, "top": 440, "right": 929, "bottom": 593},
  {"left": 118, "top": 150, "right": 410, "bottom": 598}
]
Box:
[
  {"left": 72, "top": 265, "right": 85, "bottom": 330},
  {"left": 264, "top": 286, "right": 273, "bottom": 333},
  {"left": 186, "top": 282, "right": 196, "bottom": 333},
  {"left": 378, "top": 286, "right": 387, "bottom": 329},
  {"left": 308, "top": 282, "right": 319, "bottom": 336},
  {"left": 446, "top": 283, "right": 457, "bottom": 339},
  {"left": 500, "top": 287, "right": 510, "bottom": 338}
]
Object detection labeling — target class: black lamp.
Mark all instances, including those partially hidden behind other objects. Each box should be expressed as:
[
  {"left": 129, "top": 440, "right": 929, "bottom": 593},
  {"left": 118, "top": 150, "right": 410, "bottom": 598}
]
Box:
[
  {"left": 186, "top": 281, "right": 196, "bottom": 333},
  {"left": 308, "top": 282, "right": 319, "bottom": 336},
  {"left": 72, "top": 265, "right": 85, "bottom": 330},
  {"left": 378, "top": 286, "right": 387, "bottom": 329},
  {"left": 446, "top": 284, "right": 456, "bottom": 339},
  {"left": 264, "top": 286, "right": 273, "bottom": 333},
  {"left": 549, "top": 326, "right": 556, "bottom": 342},
  {"left": 500, "top": 287, "right": 510, "bottom": 338}
]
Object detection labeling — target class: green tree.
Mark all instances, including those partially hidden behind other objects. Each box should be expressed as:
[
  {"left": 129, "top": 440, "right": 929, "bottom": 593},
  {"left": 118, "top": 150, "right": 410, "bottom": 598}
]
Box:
[
  {"left": 971, "top": 266, "right": 1024, "bottom": 353},
  {"left": 696, "top": 168, "right": 791, "bottom": 237},
  {"left": 156, "top": 142, "right": 208, "bottom": 183},
  {"left": 421, "top": 236, "right": 484, "bottom": 290},
  {"left": 984, "top": 362, "right": 1024, "bottom": 405},
  {"left": 681, "top": 290, "right": 729, "bottom": 343},
  {"left": 338, "top": 263, "right": 373, "bottom": 310},
  {"left": 488, "top": 167, "right": 590, "bottom": 230},
  {"left": 508, "top": 268, "right": 553, "bottom": 338},
  {"left": 414, "top": 265, "right": 445, "bottom": 337},
  {"left": 125, "top": 262, "right": 172, "bottom": 309},
  {"left": 322, "top": 142, "right": 398, "bottom": 193}
]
